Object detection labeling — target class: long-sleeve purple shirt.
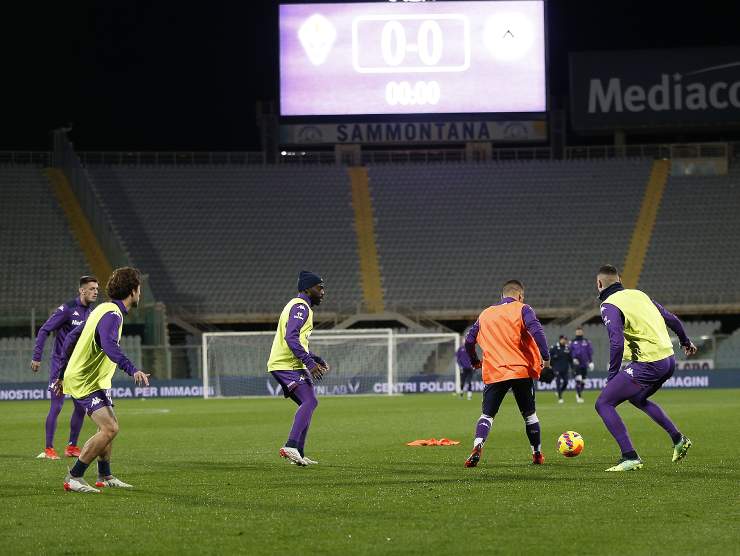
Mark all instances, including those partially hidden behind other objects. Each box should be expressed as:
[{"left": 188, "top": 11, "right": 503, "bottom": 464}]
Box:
[
  {"left": 569, "top": 338, "right": 593, "bottom": 369},
  {"left": 284, "top": 293, "right": 323, "bottom": 370},
  {"left": 600, "top": 285, "right": 691, "bottom": 379},
  {"left": 456, "top": 345, "right": 474, "bottom": 370},
  {"left": 464, "top": 297, "right": 550, "bottom": 365},
  {"left": 33, "top": 297, "right": 93, "bottom": 365},
  {"left": 57, "top": 300, "right": 138, "bottom": 378}
]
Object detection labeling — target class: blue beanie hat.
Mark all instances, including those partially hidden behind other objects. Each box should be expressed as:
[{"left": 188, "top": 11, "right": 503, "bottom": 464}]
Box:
[{"left": 297, "top": 270, "right": 323, "bottom": 292}]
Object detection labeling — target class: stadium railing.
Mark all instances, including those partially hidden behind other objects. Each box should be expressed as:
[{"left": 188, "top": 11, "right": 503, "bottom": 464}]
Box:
[
  {"left": 68, "top": 141, "right": 730, "bottom": 167},
  {"left": 0, "top": 151, "right": 52, "bottom": 166},
  {"left": 564, "top": 142, "right": 728, "bottom": 160}
]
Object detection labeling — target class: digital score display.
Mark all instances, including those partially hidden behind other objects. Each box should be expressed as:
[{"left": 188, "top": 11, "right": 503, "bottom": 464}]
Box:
[{"left": 279, "top": 1, "right": 546, "bottom": 116}]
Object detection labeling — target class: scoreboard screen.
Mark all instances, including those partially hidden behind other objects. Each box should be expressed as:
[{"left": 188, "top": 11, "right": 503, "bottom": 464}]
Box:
[{"left": 279, "top": 1, "right": 546, "bottom": 116}]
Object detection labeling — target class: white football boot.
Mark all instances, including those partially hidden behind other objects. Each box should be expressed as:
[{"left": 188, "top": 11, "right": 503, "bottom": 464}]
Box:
[
  {"left": 63, "top": 474, "right": 100, "bottom": 493},
  {"left": 96, "top": 476, "right": 133, "bottom": 488},
  {"left": 279, "top": 447, "right": 307, "bottom": 466}
]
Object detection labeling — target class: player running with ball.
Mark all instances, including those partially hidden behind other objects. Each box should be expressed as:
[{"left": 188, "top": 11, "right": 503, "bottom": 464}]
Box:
[
  {"left": 595, "top": 265, "right": 695, "bottom": 471},
  {"left": 463, "top": 280, "right": 551, "bottom": 468},
  {"left": 267, "top": 271, "right": 329, "bottom": 467}
]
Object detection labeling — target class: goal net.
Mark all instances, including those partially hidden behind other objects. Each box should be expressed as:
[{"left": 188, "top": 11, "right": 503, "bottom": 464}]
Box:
[{"left": 201, "top": 329, "right": 460, "bottom": 398}]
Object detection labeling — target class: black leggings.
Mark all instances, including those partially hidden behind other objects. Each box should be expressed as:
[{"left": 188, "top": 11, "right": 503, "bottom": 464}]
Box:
[
  {"left": 555, "top": 370, "right": 569, "bottom": 396},
  {"left": 461, "top": 368, "right": 474, "bottom": 392},
  {"left": 482, "top": 378, "right": 536, "bottom": 418}
]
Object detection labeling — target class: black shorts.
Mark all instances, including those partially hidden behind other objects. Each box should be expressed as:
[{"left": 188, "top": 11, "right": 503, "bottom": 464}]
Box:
[
  {"left": 482, "top": 378, "right": 536, "bottom": 418},
  {"left": 573, "top": 368, "right": 588, "bottom": 380}
]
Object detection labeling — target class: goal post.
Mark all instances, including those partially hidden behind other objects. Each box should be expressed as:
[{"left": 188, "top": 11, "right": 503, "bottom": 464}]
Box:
[{"left": 201, "top": 329, "right": 461, "bottom": 398}]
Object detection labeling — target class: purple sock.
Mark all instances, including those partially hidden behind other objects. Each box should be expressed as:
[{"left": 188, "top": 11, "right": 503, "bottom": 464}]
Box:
[
  {"left": 45, "top": 395, "right": 64, "bottom": 448},
  {"left": 474, "top": 415, "right": 493, "bottom": 445},
  {"left": 297, "top": 428, "right": 308, "bottom": 457},
  {"left": 287, "top": 384, "right": 318, "bottom": 448},
  {"left": 631, "top": 399, "right": 681, "bottom": 443},
  {"left": 595, "top": 372, "right": 643, "bottom": 456},
  {"left": 68, "top": 401, "right": 85, "bottom": 446}
]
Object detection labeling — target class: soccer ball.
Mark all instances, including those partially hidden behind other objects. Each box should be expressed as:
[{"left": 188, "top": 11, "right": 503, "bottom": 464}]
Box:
[{"left": 557, "top": 431, "right": 584, "bottom": 457}]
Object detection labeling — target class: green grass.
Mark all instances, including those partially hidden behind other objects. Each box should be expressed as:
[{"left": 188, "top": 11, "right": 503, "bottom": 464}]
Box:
[{"left": 1, "top": 389, "right": 738, "bottom": 555}]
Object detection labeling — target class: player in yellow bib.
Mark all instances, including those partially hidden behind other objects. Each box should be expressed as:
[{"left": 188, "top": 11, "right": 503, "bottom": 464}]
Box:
[
  {"left": 53, "top": 267, "right": 150, "bottom": 493},
  {"left": 595, "top": 265, "right": 697, "bottom": 472},
  {"left": 267, "top": 271, "right": 329, "bottom": 466}
]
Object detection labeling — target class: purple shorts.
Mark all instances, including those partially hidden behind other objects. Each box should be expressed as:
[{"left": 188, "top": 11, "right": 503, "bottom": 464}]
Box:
[
  {"left": 270, "top": 370, "right": 313, "bottom": 398},
  {"left": 620, "top": 355, "right": 676, "bottom": 401},
  {"left": 74, "top": 389, "right": 114, "bottom": 416}
]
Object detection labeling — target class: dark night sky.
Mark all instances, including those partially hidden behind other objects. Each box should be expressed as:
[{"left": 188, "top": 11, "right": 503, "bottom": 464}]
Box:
[{"left": 6, "top": 0, "right": 740, "bottom": 151}]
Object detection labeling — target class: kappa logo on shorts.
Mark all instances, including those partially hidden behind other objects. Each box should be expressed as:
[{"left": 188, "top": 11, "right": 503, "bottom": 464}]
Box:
[
  {"left": 90, "top": 396, "right": 102, "bottom": 406},
  {"left": 623, "top": 367, "right": 634, "bottom": 376}
]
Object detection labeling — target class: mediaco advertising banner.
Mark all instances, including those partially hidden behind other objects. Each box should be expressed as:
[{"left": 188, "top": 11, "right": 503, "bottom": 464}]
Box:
[{"left": 570, "top": 47, "right": 740, "bottom": 130}]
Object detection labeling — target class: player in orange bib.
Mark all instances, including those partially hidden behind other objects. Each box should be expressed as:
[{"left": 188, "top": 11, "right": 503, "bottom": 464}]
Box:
[{"left": 463, "top": 280, "right": 551, "bottom": 467}]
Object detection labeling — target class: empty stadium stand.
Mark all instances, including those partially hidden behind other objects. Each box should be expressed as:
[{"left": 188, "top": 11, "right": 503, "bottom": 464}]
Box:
[
  {"left": 0, "top": 168, "right": 90, "bottom": 315},
  {"left": 86, "top": 166, "right": 363, "bottom": 314},
  {"left": 716, "top": 329, "right": 740, "bottom": 369},
  {"left": 369, "top": 159, "right": 652, "bottom": 311},
  {"left": 639, "top": 169, "right": 740, "bottom": 305},
  {"left": 2, "top": 157, "right": 738, "bottom": 328}
]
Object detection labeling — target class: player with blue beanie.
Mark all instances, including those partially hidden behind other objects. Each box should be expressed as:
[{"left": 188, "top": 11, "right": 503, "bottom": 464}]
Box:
[{"left": 267, "top": 271, "right": 329, "bottom": 466}]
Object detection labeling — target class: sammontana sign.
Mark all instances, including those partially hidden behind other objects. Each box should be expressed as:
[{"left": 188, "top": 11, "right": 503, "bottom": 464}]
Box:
[
  {"left": 280, "top": 120, "right": 547, "bottom": 145},
  {"left": 570, "top": 47, "right": 740, "bottom": 130}
]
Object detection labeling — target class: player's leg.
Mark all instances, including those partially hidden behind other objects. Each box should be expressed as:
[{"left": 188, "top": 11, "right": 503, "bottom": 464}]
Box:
[
  {"left": 290, "top": 387, "right": 318, "bottom": 463},
  {"left": 574, "top": 370, "right": 586, "bottom": 403},
  {"left": 511, "top": 378, "right": 543, "bottom": 464},
  {"left": 465, "top": 381, "right": 508, "bottom": 467},
  {"left": 280, "top": 381, "right": 318, "bottom": 466},
  {"left": 295, "top": 425, "right": 318, "bottom": 465},
  {"left": 65, "top": 399, "right": 86, "bottom": 457},
  {"left": 40, "top": 389, "right": 64, "bottom": 459},
  {"left": 627, "top": 359, "right": 691, "bottom": 462},
  {"left": 594, "top": 370, "right": 644, "bottom": 470},
  {"left": 270, "top": 371, "right": 309, "bottom": 465},
  {"left": 64, "top": 393, "right": 117, "bottom": 492},
  {"left": 93, "top": 438, "right": 133, "bottom": 488},
  {"left": 463, "top": 369, "right": 473, "bottom": 400},
  {"left": 555, "top": 371, "right": 567, "bottom": 403}
]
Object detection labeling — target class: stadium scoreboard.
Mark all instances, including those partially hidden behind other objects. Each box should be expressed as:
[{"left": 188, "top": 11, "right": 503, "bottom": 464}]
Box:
[{"left": 279, "top": 1, "right": 546, "bottom": 117}]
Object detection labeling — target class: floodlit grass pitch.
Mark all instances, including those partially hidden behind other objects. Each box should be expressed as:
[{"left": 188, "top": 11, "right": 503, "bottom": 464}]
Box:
[{"left": 1, "top": 390, "right": 738, "bottom": 555}]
